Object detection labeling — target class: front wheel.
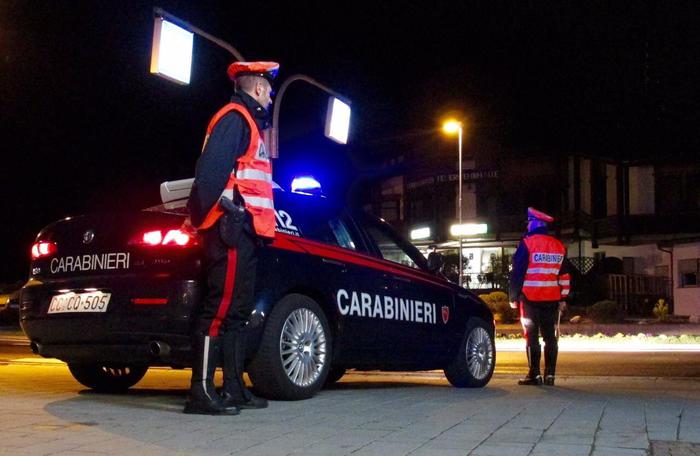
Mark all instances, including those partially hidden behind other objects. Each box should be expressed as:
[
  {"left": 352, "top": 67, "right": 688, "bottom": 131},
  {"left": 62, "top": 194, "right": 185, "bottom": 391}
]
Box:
[
  {"left": 248, "top": 294, "right": 331, "bottom": 400},
  {"left": 444, "top": 317, "right": 495, "bottom": 388},
  {"left": 67, "top": 363, "right": 148, "bottom": 393}
]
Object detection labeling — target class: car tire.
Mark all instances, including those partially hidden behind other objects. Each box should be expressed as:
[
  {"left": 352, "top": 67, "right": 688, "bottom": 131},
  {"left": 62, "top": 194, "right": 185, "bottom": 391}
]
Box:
[
  {"left": 67, "top": 363, "right": 149, "bottom": 393},
  {"left": 324, "top": 366, "right": 347, "bottom": 387},
  {"left": 444, "top": 317, "right": 495, "bottom": 388},
  {"left": 248, "top": 294, "right": 331, "bottom": 400}
]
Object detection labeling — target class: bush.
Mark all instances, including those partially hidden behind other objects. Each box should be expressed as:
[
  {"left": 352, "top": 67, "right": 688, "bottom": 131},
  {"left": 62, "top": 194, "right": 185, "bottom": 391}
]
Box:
[
  {"left": 653, "top": 298, "right": 670, "bottom": 322},
  {"left": 479, "top": 291, "right": 518, "bottom": 323},
  {"left": 587, "top": 300, "right": 621, "bottom": 323}
]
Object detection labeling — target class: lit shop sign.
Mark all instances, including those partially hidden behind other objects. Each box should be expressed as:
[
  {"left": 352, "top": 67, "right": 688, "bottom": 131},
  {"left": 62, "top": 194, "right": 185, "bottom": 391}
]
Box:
[
  {"left": 450, "top": 223, "right": 488, "bottom": 237},
  {"left": 410, "top": 227, "right": 431, "bottom": 240}
]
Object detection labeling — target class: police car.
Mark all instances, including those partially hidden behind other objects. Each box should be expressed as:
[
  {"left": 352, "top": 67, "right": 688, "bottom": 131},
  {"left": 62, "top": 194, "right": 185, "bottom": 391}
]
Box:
[{"left": 20, "top": 178, "right": 495, "bottom": 400}]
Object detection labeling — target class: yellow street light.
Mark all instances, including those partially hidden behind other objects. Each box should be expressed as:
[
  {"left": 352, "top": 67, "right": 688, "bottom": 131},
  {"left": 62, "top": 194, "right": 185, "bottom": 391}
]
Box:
[
  {"left": 442, "top": 119, "right": 465, "bottom": 287},
  {"left": 442, "top": 119, "right": 462, "bottom": 134}
]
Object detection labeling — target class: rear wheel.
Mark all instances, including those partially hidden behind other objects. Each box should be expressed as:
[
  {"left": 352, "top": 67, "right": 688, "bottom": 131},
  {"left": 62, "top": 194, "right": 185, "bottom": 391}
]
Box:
[
  {"left": 67, "top": 363, "right": 148, "bottom": 393},
  {"left": 444, "top": 317, "right": 495, "bottom": 388},
  {"left": 248, "top": 294, "right": 331, "bottom": 400}
]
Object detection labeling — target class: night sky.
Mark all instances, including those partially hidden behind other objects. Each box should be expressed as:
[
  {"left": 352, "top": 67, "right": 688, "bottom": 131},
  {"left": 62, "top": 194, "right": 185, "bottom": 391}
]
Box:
[{"left": 1, "top": 1, "right": 699, "bottom": 283}]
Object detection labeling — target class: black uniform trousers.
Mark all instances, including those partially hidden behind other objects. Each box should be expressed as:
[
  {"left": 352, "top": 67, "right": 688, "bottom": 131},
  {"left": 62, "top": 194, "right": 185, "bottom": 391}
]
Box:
[
  {"left": 520, "top": 299, "right": 558, "bottom": 350},
  {"left": 196, "top": 222, "right": 258, "bottom": 337}
]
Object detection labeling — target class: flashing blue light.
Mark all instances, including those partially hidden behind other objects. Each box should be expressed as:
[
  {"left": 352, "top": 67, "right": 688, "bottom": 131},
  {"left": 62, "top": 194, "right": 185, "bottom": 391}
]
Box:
[{"left": 291, "top": 176, "right": 322, "bottom": 195}]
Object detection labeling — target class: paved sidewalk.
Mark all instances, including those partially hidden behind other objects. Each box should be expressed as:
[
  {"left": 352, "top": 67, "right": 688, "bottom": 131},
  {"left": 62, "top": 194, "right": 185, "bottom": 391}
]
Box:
[{"left": 1, "top": 363, "right": 700, "bottom": 456}]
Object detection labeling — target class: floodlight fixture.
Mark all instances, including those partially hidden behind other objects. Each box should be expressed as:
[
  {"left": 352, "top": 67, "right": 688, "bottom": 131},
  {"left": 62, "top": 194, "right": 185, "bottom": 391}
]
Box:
[
  {"left": 324, "top": 97, "right": 351, "bottom": 144},
  {"left": 150, "top": 17, "right": 194, "bottom": 85}
]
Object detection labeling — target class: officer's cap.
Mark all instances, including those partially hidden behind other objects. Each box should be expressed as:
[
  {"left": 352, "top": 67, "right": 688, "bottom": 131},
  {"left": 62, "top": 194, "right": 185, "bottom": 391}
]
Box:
[
  {"left": 527, "top": 207, "right": 554, "bottom": 223},
  {"left": 227, "top": 61, "right": 279, "bottom": 83}
]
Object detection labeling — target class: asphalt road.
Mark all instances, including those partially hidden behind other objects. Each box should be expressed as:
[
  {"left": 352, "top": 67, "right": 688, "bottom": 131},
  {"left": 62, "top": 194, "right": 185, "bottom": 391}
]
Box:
[
  {"left": 3, "top": 343, "right": 700, "bottom": 380},
  {"left": 2, "top": 340, "right": 700, "bottom": 455}
]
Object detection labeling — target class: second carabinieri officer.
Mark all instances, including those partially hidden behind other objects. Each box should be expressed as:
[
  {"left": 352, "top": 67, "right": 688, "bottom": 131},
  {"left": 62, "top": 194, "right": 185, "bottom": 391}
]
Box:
[{"left": 509, "top": 207, "right": 571, "bottom": 386}]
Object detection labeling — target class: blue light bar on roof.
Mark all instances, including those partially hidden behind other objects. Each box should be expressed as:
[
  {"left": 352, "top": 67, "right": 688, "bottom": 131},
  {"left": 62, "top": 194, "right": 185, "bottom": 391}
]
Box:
[{"left": 291, "top": 176, "right": 322, "bottom": 194}]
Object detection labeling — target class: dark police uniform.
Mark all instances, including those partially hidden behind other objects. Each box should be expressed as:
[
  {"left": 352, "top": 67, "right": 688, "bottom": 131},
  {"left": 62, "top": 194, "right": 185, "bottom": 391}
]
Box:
[
  {"left": 185, "top": 62, "right": 278, "bottom": 415},
  {"left": 509, "top": 208, "right": 571, "bottom": 386}
]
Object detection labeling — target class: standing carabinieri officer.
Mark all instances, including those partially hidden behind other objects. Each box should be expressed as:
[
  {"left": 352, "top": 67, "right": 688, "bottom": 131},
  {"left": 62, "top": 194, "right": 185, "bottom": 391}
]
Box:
[
  {"left": 184, "top": 61, "right": 279, "bottom": 415},
  {"left": 509, "top": 207, "right": 571, "bottom": 386}
]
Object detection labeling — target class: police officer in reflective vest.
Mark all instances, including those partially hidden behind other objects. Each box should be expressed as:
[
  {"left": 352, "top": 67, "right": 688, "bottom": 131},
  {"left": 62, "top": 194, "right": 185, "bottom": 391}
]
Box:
[
  {"left": 509, "top": 208, "right": 571, "bottom": 386},
  {"left": 184, "top": 61, "right": 279, "bottom": 415}
]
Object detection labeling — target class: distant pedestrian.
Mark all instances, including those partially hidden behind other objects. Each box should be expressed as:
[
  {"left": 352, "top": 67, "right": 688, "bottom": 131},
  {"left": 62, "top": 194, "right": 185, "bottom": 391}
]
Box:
[{"left": 509, "top": 207, "right": 571, "bottom": 386}]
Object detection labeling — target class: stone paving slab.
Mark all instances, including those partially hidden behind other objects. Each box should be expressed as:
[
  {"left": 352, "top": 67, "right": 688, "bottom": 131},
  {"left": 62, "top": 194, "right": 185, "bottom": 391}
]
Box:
[{"left": 2, "top": 363, "right": 700, "bottom": 455}]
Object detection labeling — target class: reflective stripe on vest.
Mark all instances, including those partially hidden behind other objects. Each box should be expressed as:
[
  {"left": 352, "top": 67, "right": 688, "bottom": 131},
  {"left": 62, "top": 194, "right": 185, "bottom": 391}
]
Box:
[
  {"left": 197, "top": 103, "right": 276, "bottom": 239},
  {"left": 559, "top": 273, "right": 571, "bottom": 297},
  {"left": 521, "top": 234, "right": 566, "bottom": 301}
]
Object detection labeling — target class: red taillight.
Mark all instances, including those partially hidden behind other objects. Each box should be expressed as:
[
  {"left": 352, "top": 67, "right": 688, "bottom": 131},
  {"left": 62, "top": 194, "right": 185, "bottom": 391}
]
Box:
[
  {"left": 163, "top": 229, "right": 190, "bottom": 246},
  {"left": 134, "top": 229, "right": 194, "bottom": 247},
  {"left": 31, "top": 241, "right": 57, "bottom": 259},
  {"left": 143, "top": 230, "right": 163, "bottom": 245}
]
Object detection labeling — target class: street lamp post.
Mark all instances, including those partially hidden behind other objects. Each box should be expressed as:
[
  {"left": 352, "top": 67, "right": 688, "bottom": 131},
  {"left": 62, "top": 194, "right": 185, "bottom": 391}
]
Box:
[{"left": 443, "top": 120, "right": 464, "bottom": 287}]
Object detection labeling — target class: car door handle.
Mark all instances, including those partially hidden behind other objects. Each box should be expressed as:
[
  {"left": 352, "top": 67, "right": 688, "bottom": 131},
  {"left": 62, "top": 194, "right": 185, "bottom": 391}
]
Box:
[
  {"left": 322, "top": 258, "right": 346, "bottom": 268},
  {"left": 392, "top": 275, "right": 412, "bottom": 283}
]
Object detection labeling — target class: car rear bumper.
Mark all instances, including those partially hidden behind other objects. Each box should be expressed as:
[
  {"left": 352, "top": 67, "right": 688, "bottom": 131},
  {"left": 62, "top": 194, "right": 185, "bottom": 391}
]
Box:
[
  {"left": 20, "top": 276, "right": 202, "bottom": 366},
  {"left": 30, "top": 334, "right": 191, "bottom": 366}
]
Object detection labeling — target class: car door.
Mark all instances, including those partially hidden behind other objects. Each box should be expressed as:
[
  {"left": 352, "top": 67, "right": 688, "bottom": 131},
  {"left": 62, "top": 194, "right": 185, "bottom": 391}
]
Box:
[
  {"left": 360, "top": 218, "right": 455, "bottom": 367},
  {"left": 277, "top": 196, "right": 387, "bottom": 364}
]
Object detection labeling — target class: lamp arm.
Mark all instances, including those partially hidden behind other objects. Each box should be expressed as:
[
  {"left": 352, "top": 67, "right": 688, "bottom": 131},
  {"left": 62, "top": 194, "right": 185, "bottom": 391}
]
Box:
[
  {"left": 270, "top": 74, "right": 351, "bottom": 158},
  {"left": 154, "top": 7, "right": 245, "bottom": 61}
]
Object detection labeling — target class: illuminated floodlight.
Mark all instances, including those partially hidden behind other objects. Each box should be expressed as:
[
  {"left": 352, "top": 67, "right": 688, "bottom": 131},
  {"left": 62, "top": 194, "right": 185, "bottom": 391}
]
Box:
[
  {"left": 450, "top": 223, "right": 488, "bottom": 237},
  {"left": 325, "top": 97, "right": 351, "bottom": 144},
  {"left": 150, "top": 17, "right": 194, "bottom": 84},
  {"left": 291, "top": 176, "right": 322, "bottom": 195},
  {"left": 410, "top": 227, "right": 431, "bottom": 240}
]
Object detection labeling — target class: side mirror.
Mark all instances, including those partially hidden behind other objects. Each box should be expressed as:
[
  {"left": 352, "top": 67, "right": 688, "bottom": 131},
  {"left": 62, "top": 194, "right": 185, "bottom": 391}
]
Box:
[{"left": 427, "top": 252, "right": 445, "bottom": 273}]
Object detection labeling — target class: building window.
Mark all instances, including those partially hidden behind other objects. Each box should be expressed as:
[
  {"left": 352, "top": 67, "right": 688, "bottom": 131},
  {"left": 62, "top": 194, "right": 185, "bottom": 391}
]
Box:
[{"left": 678, "top": 259, "right": 699, "bottom": 288}]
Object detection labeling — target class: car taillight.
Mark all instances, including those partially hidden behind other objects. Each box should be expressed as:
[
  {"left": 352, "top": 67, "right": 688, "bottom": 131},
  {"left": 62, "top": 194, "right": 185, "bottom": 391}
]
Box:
[
  {"left": 31, "top": 241, "right": 57, "bottom": 259},
  {"left": 133, "top": 229, "right": 195, "bottom": 247}
]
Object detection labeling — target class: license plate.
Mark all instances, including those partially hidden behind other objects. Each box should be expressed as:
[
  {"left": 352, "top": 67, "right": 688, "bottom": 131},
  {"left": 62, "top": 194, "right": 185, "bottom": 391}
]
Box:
[{"left": 48, "top": 291, "right": 111, "bottom": 314}]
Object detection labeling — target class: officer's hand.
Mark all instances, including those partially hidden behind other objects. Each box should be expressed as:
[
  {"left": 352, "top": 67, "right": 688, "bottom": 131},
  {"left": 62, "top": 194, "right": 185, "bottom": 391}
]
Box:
[
  {"left": 181, "top": 217, "right": 197, "bottom": 237},
  {"left": 558, "top": 301, "right": 567, "bottom": 313},
  {"left": 509, "top": 301, "right": 519, "bottom": 309}
]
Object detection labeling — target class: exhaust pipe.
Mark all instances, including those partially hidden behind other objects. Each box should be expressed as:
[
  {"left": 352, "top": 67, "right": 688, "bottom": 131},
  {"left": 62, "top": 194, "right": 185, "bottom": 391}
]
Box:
[
  {"left": 149, "top": 340, "right": 171, "bottom": 358},
  {"left": 30, "top": 341, "right": 40, "bottom": 354}
]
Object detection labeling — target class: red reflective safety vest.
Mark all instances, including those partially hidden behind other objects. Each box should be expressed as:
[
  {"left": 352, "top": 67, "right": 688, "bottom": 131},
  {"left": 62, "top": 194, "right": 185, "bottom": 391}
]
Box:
[
  {"left": 197, "top": 103, "right": 276, "bottom": 239},
  {"left": 521, "top": 234, "right": 566, "bottom": 301}
]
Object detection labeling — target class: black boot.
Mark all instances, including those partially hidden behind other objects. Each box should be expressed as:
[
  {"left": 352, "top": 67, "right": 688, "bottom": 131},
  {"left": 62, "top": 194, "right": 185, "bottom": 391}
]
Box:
[
  {"left": 518, "top": 344, "right": 543, "bottom": 385},
  {"left": 221, "top": 329, "right": 268, "bottom": 409},
  {"left": 544, "top": 343, "right": 558, "bottom": 386},
  {"left": 184, "top": 335, "right": 240, "bottom": 415}
]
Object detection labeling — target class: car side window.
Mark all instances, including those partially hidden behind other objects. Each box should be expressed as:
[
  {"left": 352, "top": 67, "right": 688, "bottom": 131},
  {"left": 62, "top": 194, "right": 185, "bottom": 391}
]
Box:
[
  {"left": 364, "top": 225, "right": 419, "bottom": 269},
  {"left": 303, "top": 218, "right": 356, "bottom": 250},
  {"left": 329, "top": 219, "right": 357, "bottom": 250}
]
